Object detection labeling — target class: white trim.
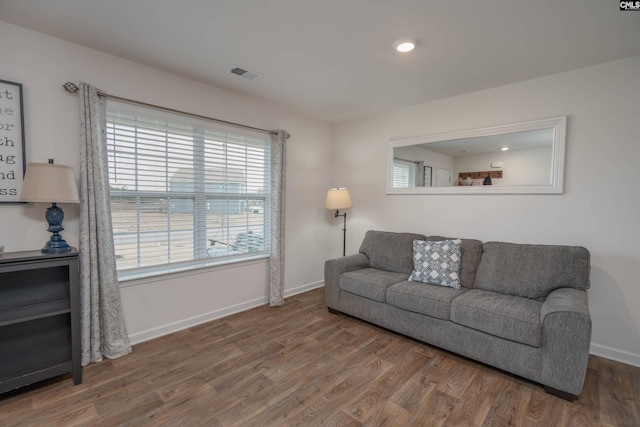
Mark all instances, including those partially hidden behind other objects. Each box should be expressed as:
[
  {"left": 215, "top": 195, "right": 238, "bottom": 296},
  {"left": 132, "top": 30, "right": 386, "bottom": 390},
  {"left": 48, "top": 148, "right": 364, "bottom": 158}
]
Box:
[
  {"left": 284, "top": 280, "right": 324, "bottom": 298},
  {"left": 590, "top": 343, "right": 640, "bottom": 368},
  {"left": 119, "top": 257, "right": 268, "bottom": 288},
  {"left": 128, "top": 281, "right": 324, "bottom": 345}
]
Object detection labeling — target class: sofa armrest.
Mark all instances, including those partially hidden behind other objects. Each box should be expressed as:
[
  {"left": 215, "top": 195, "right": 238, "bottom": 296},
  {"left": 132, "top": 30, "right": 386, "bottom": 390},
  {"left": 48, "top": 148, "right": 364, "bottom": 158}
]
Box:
[
  {"left": 540, "top": 288, "right": 592, "bottom": 396},
  {"left": 324, "top": 253, "right": 370, "bottom": 310}
]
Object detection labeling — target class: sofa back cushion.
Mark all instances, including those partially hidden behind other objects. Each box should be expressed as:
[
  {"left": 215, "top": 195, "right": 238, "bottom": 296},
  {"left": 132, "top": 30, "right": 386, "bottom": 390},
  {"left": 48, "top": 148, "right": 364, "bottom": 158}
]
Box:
[
  {"left": 427, "top": 236, "right": 483, "bottom": 288},
  {"left": 474, "top": 242, "right": 590, "bottom": 300},
  {"left": 359, "top": 230, "right": 427, "bottom": 274}
]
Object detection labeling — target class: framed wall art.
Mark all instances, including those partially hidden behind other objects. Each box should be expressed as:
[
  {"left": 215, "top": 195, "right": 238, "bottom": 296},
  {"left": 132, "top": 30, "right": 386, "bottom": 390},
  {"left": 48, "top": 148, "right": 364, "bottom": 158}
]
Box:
[{"left": 0, "top": 79, "right": 26, "bottom": 202}]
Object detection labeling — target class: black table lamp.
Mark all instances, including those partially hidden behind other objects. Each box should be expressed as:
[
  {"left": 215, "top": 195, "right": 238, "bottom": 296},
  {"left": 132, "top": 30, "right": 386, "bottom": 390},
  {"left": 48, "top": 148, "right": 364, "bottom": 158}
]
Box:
[{"left": 20, "top": 160, "right": 80, "bottom": 253}]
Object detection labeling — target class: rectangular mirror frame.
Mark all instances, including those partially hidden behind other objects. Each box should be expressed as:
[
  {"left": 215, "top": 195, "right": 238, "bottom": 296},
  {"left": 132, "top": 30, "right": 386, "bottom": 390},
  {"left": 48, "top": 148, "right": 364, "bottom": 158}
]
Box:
[{"left": 386, "top": 116, "right": 567, "bottom": 195}]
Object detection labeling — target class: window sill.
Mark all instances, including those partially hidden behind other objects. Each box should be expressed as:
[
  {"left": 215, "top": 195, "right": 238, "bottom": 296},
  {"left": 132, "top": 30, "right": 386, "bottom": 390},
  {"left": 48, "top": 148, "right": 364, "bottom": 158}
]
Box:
[{"left": 118, "top": 253, "right": 270, "bottom": 288}]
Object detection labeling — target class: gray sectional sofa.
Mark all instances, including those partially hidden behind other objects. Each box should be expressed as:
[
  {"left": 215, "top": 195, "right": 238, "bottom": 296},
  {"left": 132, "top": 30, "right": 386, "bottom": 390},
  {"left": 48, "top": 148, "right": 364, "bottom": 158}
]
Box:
[{"left": 324, "top": 230, "right": 591, "bottom": 400}]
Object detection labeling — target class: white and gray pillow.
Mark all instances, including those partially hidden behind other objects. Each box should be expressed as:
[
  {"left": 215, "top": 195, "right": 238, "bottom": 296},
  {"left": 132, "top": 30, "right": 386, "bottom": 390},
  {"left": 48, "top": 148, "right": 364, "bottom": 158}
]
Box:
[{"left": 408, "top": 239, "right": 462, "bottom": 290}]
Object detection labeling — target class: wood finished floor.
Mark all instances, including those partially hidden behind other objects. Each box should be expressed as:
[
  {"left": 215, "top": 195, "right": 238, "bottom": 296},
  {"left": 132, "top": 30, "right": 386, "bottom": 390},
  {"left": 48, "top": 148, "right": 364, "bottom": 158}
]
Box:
[{"left": 1, "top": 287, "right": 639, "bottom": 427}]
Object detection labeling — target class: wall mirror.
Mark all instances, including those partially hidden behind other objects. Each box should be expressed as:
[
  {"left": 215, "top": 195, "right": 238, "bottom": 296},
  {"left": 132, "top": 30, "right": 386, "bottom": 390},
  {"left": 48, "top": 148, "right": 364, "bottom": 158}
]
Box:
[{"left": 386, "top": 116, "right": 566, "bottom": 195}]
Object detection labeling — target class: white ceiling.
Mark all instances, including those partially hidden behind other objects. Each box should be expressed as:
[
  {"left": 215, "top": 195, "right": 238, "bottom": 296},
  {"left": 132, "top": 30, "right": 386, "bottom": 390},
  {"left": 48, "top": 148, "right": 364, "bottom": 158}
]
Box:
[
  {"left": 417, "top": 128, "right": 554, "bottom": 157},
  {"left": 1, "top": 0, "right": 639, "bottom": 123}
]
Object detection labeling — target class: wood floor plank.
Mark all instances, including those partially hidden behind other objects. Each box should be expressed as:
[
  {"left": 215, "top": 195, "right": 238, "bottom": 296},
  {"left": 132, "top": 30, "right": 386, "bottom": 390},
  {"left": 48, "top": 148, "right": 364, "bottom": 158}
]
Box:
[
  {"left": 241, "top": 355, "right": 343, "bottom": 426},
  {"left": 481, "top": 380, "right": 531, "bottom": 427},
  {"left": 389, "top": 351, "right": 451, "bottom": 413},
  {"left": 435, "top": 357, "right": 480, "bottom": 400},
  {"left": 342, "top": 350, "right": 430, "bottom": 423},
  {"left": 235, "top": 337, "right": 398, "bottom": 426},
  {"left": 208, "top": 373, "right": 276, "bottom": 425},
  {"left": 598, "top": 357, "right": 640, "bottom": 426},
  {"left": 202, "top": 341, "right": 283, "bottom": 393},
  {"left": 363, "top": 400, "right": 412, "bottom": 427},
  {"left": 1, "top": 287, "right": 640, "bottom": 427},
  {"left": 309, "top": 410, "right": 363, "bottom": 427},
  {"left": 561, "top": 400, "right": 603, "bottom": 427},
  {"left": 443, "top": 367, "right": 512, "bottom": 426},
  {"left": 25, "top": 402, "right": 98, "bottom": 427},
  {"left": 406, "top": 389, "right": 458, "bottom": 427},
  {"left": 520, "top": 389, "right": 567, "bottom": 427},
  {"left": 285, "top": 356, "right": 395, "bottom": 426}
]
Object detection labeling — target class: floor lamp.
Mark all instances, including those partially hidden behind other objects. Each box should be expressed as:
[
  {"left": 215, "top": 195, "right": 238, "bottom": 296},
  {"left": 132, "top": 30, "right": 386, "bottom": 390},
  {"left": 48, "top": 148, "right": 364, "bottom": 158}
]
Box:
[{"left": 325, "top": 188, "right": 352, "bottom": 257}]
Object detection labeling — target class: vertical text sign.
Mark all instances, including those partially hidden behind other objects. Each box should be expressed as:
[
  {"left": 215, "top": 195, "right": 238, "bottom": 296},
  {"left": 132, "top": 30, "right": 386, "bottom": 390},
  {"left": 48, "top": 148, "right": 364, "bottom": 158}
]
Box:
[{"left": 0, "top": 80, "right": 25, "bottom": 202}]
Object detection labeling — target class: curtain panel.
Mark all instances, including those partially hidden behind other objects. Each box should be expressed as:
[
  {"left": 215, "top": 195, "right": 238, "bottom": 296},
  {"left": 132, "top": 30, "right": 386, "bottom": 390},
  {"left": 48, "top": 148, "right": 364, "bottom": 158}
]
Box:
[
  {"left": 78, "top": 83, "right": 132, "bottom": 365},
  {"left": 415, "top": 160, "right": 425, "bottom": 187},
  {"left": 269, "top": 130, "right": 287, "bottom": 306}
]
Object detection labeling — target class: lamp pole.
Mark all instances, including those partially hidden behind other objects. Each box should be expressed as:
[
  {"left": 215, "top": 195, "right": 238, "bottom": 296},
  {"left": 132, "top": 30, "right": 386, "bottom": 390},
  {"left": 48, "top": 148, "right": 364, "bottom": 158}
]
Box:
[{"left": 335, "top": 209, "right": 347, "bottom": 257}]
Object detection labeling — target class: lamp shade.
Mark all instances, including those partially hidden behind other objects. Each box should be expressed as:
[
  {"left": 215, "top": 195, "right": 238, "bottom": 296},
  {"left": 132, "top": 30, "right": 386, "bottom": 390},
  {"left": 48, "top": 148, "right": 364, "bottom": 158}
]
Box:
[
  {"left": 325, "top": 187, "right": 352, "bottom": 210},
  {"left": 20, "top": 163, "right": 80, "bottom": 203}
]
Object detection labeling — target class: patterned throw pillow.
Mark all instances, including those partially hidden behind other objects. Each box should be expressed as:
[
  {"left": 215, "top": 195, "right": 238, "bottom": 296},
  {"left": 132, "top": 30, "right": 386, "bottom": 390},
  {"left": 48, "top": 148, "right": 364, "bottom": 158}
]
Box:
[{"left": 408, "top": 239, "right": 462, "bottom": 289}]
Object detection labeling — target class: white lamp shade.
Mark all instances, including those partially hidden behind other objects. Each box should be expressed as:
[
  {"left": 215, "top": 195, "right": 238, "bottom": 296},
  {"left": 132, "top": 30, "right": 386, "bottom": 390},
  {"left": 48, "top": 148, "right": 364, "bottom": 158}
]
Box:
[
  {"left": 20, "top": 163, "right": 80, "bottom": 203},
  {"left": 325, "top": 187, "right": 352, "bottom": 210}
]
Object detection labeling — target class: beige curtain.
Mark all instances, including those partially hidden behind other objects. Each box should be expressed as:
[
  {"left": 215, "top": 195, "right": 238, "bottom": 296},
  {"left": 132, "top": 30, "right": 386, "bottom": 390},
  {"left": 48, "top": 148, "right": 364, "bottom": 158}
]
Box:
[
  {"left": 269, "top": 130, "right": 288, "bottom": 306},
  {"left": 78, "top": 83, "right": 132, "bottom": 365}
]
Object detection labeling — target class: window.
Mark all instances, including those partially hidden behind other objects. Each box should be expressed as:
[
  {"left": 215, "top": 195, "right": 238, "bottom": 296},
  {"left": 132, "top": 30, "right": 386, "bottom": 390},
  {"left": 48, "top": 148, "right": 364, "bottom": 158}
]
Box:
[
  {"left": 106, "top": 101, "right": 271, "bottom": 280},
  {"left": 392, "top": 158, "right": 416, "bottom": 188}
]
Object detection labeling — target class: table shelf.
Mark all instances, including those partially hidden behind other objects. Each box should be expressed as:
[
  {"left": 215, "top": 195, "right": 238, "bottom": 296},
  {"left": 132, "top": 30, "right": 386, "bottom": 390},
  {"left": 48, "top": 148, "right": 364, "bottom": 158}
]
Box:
[
  {"left": 0, "top": 249, "right": 81, "bottom": 394},
  {"left": 0, "top": 299, "right": 71, "bottom": 326}
]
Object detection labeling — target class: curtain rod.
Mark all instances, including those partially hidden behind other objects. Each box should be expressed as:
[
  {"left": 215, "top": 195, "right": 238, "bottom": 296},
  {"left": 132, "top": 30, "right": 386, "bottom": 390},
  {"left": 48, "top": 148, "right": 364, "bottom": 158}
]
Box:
[
  {"left": 62, "top": 82, "right": 288, "bottom": 138},
  {"left": 393, "top": 156, "right": 420, "bottom": 164}
]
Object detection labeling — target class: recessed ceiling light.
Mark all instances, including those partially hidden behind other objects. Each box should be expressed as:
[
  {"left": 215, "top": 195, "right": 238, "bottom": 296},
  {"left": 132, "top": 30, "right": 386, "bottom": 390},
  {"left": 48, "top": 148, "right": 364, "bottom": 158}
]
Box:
[
  {"left": 393, "top": 39, "right": 418, "bottom": 53},
  {"left": 500, "top": 147, "right": 510, "bottom": 151}
]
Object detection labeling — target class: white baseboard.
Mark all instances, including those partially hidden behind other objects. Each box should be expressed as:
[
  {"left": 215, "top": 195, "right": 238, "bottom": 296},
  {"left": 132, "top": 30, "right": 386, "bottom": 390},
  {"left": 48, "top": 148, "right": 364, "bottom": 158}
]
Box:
[
  {"left": 284, "top": 280, "right": 324, "bottom": 298},
  {"left": 590, "top": 343, "right": 640, "bottom": 368},
  {"left": 128, "top": 281, "right": 324, "bottom": 345}
]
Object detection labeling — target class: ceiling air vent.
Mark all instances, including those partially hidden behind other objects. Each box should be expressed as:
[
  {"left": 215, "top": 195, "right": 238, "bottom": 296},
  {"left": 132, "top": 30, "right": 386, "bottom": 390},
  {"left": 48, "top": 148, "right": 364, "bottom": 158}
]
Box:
[{"left": 229, "top": 66, "right": 263, "bottom": 80}]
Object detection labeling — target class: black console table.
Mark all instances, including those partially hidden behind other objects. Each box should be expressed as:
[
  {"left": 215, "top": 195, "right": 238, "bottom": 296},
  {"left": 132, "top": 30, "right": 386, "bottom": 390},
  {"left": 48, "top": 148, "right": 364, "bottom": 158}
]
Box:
[{"left": 0, "top": 249, "right": 82, "bottom": 394}]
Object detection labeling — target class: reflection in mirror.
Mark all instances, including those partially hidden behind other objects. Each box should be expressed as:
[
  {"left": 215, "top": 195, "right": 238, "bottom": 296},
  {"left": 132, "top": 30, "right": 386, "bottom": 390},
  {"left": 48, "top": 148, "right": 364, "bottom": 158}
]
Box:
[{"left": 387, "top": 117, "right": 566, "bottom": 194}]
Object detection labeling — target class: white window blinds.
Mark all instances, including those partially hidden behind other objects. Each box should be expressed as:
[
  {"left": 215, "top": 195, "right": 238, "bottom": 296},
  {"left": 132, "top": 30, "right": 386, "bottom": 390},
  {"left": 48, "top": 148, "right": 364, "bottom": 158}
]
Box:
[
  {"left": 392, "top": 159, "right": 416, "bottom": 188},
  {"left": 106, "top": 101, "right": 271, "bottom": 280}
]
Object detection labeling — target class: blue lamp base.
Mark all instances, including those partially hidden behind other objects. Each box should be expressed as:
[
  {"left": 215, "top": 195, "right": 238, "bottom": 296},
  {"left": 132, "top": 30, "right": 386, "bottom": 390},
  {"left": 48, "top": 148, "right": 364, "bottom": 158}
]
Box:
[{"left": 42, "top": 203, "right": 72, "bottom": 254}]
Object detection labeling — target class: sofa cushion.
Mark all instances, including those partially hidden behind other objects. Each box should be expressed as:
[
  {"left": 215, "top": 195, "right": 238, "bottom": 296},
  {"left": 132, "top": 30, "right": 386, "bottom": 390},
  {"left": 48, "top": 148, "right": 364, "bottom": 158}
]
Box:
[
  {"left": 408, "top": 239, "right": 462, "bottom": 290},
  {"left": 340, "top": 268, "right": 408, "bottom": 302},
  {"left": 427, "top": 236, "right": 483, "bottom": 289},
  {"left": 387, "top": 280, "right": 467, "bottom": 320},
  {"left": 474, "top": 242, "right": 591, "bottom": 300},
  {"left": 450, "top": 289, "right": 543, "bottom": 347},
  {"left": 359, "top": 230, "right": 427, "bottom": 274}
]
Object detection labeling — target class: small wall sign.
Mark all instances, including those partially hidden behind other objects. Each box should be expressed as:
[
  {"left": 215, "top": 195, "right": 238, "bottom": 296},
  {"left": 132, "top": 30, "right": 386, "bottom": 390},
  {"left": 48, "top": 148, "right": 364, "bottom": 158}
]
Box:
[{"left": 0, "top": 79, "right": 26, "bottom": 202}]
